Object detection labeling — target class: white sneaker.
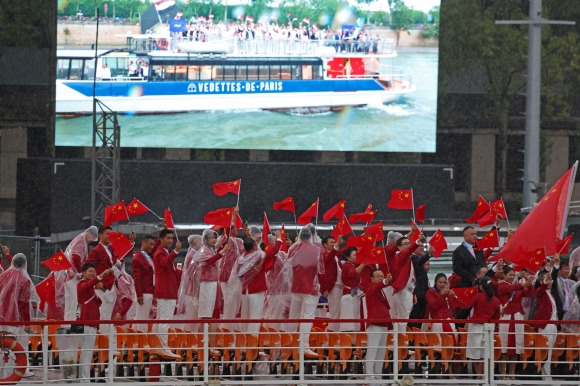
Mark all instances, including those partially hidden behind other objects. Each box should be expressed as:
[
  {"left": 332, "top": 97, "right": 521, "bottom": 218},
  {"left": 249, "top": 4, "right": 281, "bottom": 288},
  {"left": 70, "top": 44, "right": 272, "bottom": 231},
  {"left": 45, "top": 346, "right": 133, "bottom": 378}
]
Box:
[
  {"left": 303, "top": 348, "right": 318, "bottom": 357},
  {"left": 23, "top": 370, "right": 35, "bottom": 378}
]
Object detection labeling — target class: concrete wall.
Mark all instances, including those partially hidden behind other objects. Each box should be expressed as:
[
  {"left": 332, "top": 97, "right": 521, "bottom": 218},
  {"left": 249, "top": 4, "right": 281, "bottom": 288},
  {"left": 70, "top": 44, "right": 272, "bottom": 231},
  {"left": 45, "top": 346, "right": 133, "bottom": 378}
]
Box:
[{"left": 57, "top": 22, "right": 139, "bottom": 47}]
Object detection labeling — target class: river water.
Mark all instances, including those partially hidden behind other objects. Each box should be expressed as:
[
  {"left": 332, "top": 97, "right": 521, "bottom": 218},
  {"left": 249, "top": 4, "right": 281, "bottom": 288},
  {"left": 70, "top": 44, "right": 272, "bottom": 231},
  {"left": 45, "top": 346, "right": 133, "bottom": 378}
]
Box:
[{"left": 55, "top": 49, "right": 438, "bottom": 153}]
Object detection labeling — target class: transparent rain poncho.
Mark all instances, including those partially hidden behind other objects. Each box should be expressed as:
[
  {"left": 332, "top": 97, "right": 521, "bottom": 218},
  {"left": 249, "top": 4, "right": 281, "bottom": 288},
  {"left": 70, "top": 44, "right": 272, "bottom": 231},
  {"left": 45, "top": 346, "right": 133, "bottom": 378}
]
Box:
[{"left": 0, "top": 253, "right": 37, "bottom": 325}]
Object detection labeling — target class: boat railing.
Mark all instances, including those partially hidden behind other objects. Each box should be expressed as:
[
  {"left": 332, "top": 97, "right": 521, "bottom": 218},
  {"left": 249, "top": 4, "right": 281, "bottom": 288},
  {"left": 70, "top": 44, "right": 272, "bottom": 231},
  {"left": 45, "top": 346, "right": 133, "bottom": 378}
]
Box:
[{"left": 378, "top": 64, "right": 414, "bottom": 87}]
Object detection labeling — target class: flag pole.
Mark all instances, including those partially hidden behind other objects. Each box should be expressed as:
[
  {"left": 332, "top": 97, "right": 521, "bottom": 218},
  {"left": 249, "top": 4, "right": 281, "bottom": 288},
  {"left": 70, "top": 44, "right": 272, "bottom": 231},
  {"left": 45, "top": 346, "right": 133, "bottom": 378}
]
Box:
[
  {"left": 236, "top": 179, "right": 242, "bottom": 208},
  {"left": 315, "top": 197, "right": 319, "bottom": 229},
  {"left": 411, "top": 188, "right": 416, "bottom": 221},
  {"left": 502, "top": 197, "right": 511, "bottom": 230},
  {"left": 380, "top": 240, "right": 391, "bottom": 275},
  {"left": 294, "top": 214, "right": 298, "bottom": 237},
  {"left": 168, "top": 206, "right": 179, "bottom": 242},
  {"left": 123, "top": 204, "right": 134, "bottom": 234},
  {"left": 345, "top": 216, "right": 356, "bottom": 237}
]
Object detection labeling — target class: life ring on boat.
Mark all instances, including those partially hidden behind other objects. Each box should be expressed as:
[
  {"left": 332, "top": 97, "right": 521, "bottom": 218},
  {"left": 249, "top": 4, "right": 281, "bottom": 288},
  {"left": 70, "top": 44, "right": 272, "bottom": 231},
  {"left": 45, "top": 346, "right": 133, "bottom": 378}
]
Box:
[
  {"left": 0, "top": 335, "right": 27, "bottom": 384},
  {"left": 157, "top": 38, "right": 169, "bottom": 50}
]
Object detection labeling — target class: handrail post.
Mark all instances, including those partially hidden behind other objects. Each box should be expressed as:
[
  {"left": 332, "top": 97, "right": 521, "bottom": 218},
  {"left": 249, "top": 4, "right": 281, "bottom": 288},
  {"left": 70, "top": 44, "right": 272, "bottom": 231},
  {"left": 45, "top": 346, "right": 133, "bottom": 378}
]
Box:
[
  {"left": 42, "top": 324, "right": 49, "bottom": 384},
  {"left": 203, "top": 322, "right": 209, "bottom": 384},
  {"left": 108, "top": 324, "right": 115, "bottom": 383},
  {"left": 393, "top": 323, "right": 399, "bottom": 380},
  {"left": 298, "top": 323, "right": 305, "bottom": 381},
  {"left": 484, "top": 323, "right": 495, "bottom": 385}
]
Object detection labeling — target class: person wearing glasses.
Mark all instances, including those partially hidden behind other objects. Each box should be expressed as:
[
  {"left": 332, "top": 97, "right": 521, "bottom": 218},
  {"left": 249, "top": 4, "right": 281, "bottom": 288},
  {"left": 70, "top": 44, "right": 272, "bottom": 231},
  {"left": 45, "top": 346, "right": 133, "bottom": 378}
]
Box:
[{"left": 363, "top": 269, "right": 393, "bottom": 384}]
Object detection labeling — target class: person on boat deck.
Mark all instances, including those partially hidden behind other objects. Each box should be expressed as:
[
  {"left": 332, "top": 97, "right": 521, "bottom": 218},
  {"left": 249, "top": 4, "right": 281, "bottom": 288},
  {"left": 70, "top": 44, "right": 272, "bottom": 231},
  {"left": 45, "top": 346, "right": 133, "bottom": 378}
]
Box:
[
  {"left": 140, "top": 62, "right": 149, "bottom": 80},
  {"left": 128, "top": 60, "right": 138, "bottom": 77}
]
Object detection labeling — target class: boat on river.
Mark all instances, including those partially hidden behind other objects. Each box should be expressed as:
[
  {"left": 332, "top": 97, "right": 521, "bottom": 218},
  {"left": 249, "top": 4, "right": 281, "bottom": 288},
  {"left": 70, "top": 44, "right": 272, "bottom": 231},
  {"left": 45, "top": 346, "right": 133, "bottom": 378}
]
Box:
[{"left": 55, "top": 34, "right": 415, "bottom": 115}]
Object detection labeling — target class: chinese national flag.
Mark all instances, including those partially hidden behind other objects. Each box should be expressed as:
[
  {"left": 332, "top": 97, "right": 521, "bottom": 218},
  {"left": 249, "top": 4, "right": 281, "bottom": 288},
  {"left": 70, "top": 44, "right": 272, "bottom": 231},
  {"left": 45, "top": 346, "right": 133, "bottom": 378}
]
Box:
[
  {"left": 164, "top": 208, "right": 175, "bottom": 229},
  {"left": 349, "top": 206, "right": 377, "bottom": 224},
  {"left": 477, "top": 210, "right": 497, "bottom": 228},
  {"left": 490, "top": 198, "right": 508, "bottom": 219},
  {"left": 465, "top": 196, "right": 491, "bottom": 223},
  {"left": 453, "top": 286, "right": 478, "bottom": 304},
  {"left": 36, "top": 273, "right": 56, "bottom": 310},
  {"left": 108, "top": 232, "right": 134, "bottom": 259},
  {"left": 273, "top": 196, "right": 296, "bottom": 215},
  {"left": 234, "top": 213, "right": 244, "bottom": 229},
  {"left": 499, "top": 163, "right": 577, "bottom": 258},
  {"left": 410, "top": 226, "right": 422, "bottom": 244},
  {"left": 511, "top": 247, "right": 546, "bottom": 272},
  {"left": 41, "top": 250, "right": 72, "bottom": 271},
  {"left": 387, "top": 189, "right": 414, "bottom": 210},
  {"left": 262, "top": 212, "right": 271, "bottom": 245},
  {"left": 204, "top": 207, "right": 234, "bottom": 229},
  {"left": 415, "top": 204, "right": 426, "bottom": 223},
  {"left": 280, "top": 224, "right": 288, "bottom": 253},
  {"left": 556, "top": 234, "right": 574, "bottom": 254},
  {"left": 297, "top": 199, "right": 319, "bottom": 225},
  {"left": 323, "top": 200, "right": 346, "bottom": 222},
  {"left": 126, "top": 198, "right": 150, "bottom": 217},
  {"left": 356, "top": 246, "right": 385, "bottom": 265},
  {"left": 429, "top": 229, "right": 447, "bottom": 258},
  {"left": 346, "top": 233, "right": 375, "bottom": 249},
  {"left": 364, "top": 221, "right": 384, "bottom": 242},
  {"left": 104, "top": 200, "right": 128, "bottom": 227},
  {"left": 331, "top": 215, "right": 353, "bottom": 240},
  {"left": 476, "top": 228, "right": 499, "bottom": 250},
  {"left": 212, "top": 179, "right": 241, "bottom": 196}
]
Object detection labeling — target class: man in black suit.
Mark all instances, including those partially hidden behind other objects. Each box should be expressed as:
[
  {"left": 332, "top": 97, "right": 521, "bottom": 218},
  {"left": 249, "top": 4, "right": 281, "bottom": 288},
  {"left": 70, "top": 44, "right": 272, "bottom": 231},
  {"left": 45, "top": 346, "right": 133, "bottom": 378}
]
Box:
[
  {"left": 408, "top": 244, "right": 434, "bottom": 328},
  {"left": 452, "top": 226, "right": 488, "bottom": 288}
]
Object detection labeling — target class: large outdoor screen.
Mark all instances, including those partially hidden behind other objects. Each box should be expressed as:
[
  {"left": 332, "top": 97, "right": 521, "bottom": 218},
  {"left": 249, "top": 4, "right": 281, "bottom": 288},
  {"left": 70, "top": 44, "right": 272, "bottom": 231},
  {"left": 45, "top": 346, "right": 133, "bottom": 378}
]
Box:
[{"left": 55, "top": 0, "right": 440, "bottom": 153}]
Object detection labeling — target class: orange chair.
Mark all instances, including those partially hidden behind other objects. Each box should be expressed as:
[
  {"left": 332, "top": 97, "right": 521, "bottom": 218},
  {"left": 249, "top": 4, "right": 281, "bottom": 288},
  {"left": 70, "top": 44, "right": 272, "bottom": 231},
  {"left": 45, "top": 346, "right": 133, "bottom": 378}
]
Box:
[
  {"left": 47, "top": 322, "right": 60, "bottom": 365},
  {"left": 493, "top": 333, "right": 502, "bottom": 361},
  {"left": 28, "top": 324, "right": 43, "bottom": 366},
  {"left": 455, "top": 327, "right": 468, "bottom": 361},
  {"left": 520, "top": 331, "right": 535, "bottom": 370},
  {"left": 183, "top": 330, "right": 198, "bottom": 377},
  {"left": 551, "top": 333, "right": 566, "bottom": 361},
  {"left": 326, "top": 330, "right": 340, "bottom": 373},
  {"left": 565, "top": 333, "right": 580, "bottom": 370},
  {"left": 425, "top": 330, "right": 441, "bottom": 370},
  {"left": 245, "top": 333, "right": 259, "bottom": 373},
  {"left": 439, "top": 334, "right": 455, "bottom": 372},
  {"left": 411, "top": 327, "right": 429, "bottom": 370},
  {"left": 338, "top": 333, "right": 353, "bottom": 372},
  {"left": 266, "top": 326, "right": 281, "bottom": 361},
  {"left": 124, "top": 327, "right": 140, "bottom": 377}
]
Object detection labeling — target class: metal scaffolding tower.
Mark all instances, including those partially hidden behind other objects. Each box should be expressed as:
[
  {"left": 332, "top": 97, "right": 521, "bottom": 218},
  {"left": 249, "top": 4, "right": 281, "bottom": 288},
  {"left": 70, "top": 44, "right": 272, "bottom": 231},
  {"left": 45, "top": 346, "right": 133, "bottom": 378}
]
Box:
[{"left": 91, "top": 99, "right": 121, "bottom": 226}]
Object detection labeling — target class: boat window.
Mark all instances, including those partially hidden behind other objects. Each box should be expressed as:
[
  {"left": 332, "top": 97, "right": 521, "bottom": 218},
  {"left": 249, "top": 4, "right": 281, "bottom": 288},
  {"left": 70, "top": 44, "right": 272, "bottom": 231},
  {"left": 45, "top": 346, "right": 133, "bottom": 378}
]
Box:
[
  {"left": 175, "top": 65, "right": 187, "bottom": 81},
  {"left": 293, "top": 65, "right": 302, "bottom": 80},
  {"left": 236, "top": 65, "right": 247, "bottom": 80},
  {"left": 280, "top": 65, "right": 292, "bottom": 80},
  {"left": 214, "top": 65, "right": 224, "bottom": 80},
  {"left": 187, "top": 66, "right": 199, "bottom": 81},
  {"left": 151, "top": 65, "right": 166, "bottom": 80},
  {"left": 302, "top": 65, "right": 313, "bottom": 80},
  {"left": 200, "top": 66, "right": 215, "bottom": 80},
  {"left": 163, "top": 66, "right": 176, "bottom": 81},
  {"left": 68, "top": 59, "right": 85, "bottom": 80},
  {"left": 223, "top": 65, "right": 235, "bottom": 80},
  {"left": 57, "top": 59, "right": 70, "bottom": 80},
  {"left": 247, "top": 65, "right": 258, "bottom": 80},
  {"left": 269, "top": 65, "right": 281, "bottom": 80}
]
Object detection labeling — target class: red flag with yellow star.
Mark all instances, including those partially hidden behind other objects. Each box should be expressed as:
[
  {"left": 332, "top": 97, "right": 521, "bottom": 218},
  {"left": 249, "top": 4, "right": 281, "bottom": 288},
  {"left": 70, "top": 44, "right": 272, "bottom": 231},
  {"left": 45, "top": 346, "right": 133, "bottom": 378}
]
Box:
[
  {"left": 466, "top": 196, "right": 491, "bottom": 223},
  {"left": 512, "top": 247, "right": 546, "bottom": 272},
  {"left": 477, "top": 209, "right": 497, "bottom": 227},
  {"left": 297, "top": 199, "right": 319, "bottom": 225},
  {"left": 364, "top": 221, "right": 384, "bottom": 242},
  {"left": 499, "top": 162, "right": 577, "bottom": 258},
  {"left": 234, "top": 213, "right": 243, "bottom": 229},
  {"left": 356, "top": 246, "right": 385, "bottom": 265},
  {"left": 490, "top": 198, "right": 508, "bottom": 219},
  {"left": 35, "top": 273, "right": 56, "bottom": 310},
  {"left": 429, "top": 229, "right": 447, "bottom": 257},
  {"left": 126, "top": 198, "right": 150, "bottom": 217},
  {"left": 346, "top": 233, "right": 375, "bottom": 249},
  {"left": 453, "top": 286, "right": 478, "bottom": 304},
  {"left": 556, "top": 234, "right": 574, "bottom": 254},
  {"left": 349, "top": 204, "right": 377, "bottom": 224},
  {"left": 280, "top": 224, "right": 288, "bottom": 253},
  {"left": 476, "top": 228, "right": 499, "bottom": 250},
  {"left": 41, "top": 250, "right": 72, "bottom": 271},
  {"left": 204, "top": 207, "right": 234, "bottom": 229},
  {"left": 108, "top": 232, "right": 134, "bottom": 259},
  {"left": 273, "top": 196, "right": 296, "bottom": 215},
  {"left": 387, "top": 189, "right": 414, "bottom": 210},
  {"left": 331, "top": 214, "right": 353, "bottom": 240},
  {"left": 212, "top": 179, "right": 241, "bottom": 196},
  {"left": 104, "top": 200, "right": 128, "bottom": 227},
  {"left": 323, "top": 200, "right": 346, "bottom": 222}
]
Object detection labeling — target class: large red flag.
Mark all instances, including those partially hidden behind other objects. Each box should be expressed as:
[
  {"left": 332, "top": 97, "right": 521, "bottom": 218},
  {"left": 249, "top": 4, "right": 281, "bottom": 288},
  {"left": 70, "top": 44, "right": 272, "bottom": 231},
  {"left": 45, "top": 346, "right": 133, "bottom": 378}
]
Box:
[
  {"left": 273, "top": 196, "right": 296, "bottom": 215},
  {"left": 347, "top": 233, "right": 375, "bottom": 249},
  {"left": 331, "top": 215, "right": 353, "bottom": 240},
  {"left": 204, "top": 207, "right": 234, "bottom": 229},
  {"left": 164, "top": 208, "right": 175, "bottom": 229},
  {"left": 476, "top": 228, "right": 499, "bottom": 250},
  {"left": 477, "top": 210, "right": 497, "bottom": 228},
  {"left": 499, "top": 162, "right": 577, "bottom": 258},
  {"left": 41, "top": 250, "right": 72, "bottom": 271},
  {"left": 349, "top": 210, "right": 377, "bottom": 224},
  {"left": 212, "top": 179, "right": 241, "bottom": 196},
  {"left": 126, "top": 198, "right": 150, "bottom": 217},
  {"left": 280, "top": 224, "right": 288, "bottom": 253},
  {"left": 490, "top": 198, "right": 508, "bottom": 219},
  {"left": 556, "top": 234, "right": 574, "bottom": 254},
  {"left": 104, "top": 200, "right": 128, "bottom": 227},
  {"left": 387, "top": 189, "right": 414, "bottom": 210},
  {"left": 364, "top": 221, "right": 384, "bottom": 242},
  {"left": 108, "top": 232, "right": 134, "bottom": 259},
  {"left": 356, "top": 246, "right": 385, "bottom": 265},
  {"left": 429, "top": 229, "right": 447, "bottom": 258},
  {"left": 323, "top": 200, "right": 346, "bottom": 222},
  {"left": 415, "top": 204, "right": 426, "bottom": 223},
  {"left": 262, "top": 212, "right": 271, "bottom": 245},
  {"left": 466, "top": 196, "right": 491, "bottom": 223},
  {"left": 35, "top": 273, "right": 56, "bottom": 310},
  {"left": 511, "top": 247, "right": 547, "bottom": 272},
  {"left": 453, "top": 286, "right": 478, "bottom": 304},
  {"left": 297, "top": 199, "right": 319, "bottom": 225}
]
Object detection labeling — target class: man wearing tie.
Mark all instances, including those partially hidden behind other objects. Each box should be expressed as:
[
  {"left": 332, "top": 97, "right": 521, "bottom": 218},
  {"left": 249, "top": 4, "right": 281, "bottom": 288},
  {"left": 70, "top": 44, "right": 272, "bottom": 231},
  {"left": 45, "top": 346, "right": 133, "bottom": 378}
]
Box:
[{"left": 550, "top": 255, "right": 575, "bottom": 321}]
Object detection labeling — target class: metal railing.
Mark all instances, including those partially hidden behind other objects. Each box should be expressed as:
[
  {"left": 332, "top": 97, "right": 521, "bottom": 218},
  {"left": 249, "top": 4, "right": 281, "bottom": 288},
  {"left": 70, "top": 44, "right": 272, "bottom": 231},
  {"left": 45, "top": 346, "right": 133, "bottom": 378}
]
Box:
[{"left": 1, "top": 318, "right": 579, "bottom": 385}]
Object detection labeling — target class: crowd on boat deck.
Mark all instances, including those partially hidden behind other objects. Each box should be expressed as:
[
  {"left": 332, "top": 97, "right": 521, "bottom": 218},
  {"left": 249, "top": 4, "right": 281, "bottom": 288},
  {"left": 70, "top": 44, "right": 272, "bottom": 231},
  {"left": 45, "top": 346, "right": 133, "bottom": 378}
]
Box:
[
  {"left": 159, "top": 17, "right": 384, "bottom": 54},
  {"left": 2, "top": 209, "right": 580, "bottom": 382}
]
